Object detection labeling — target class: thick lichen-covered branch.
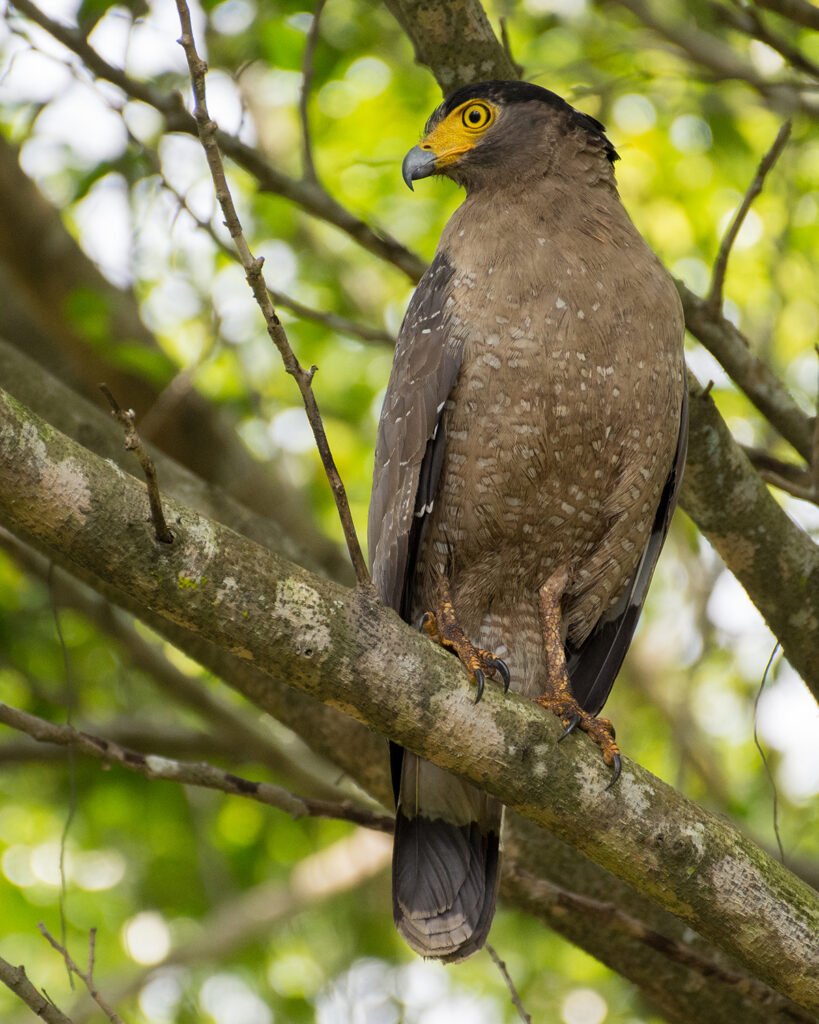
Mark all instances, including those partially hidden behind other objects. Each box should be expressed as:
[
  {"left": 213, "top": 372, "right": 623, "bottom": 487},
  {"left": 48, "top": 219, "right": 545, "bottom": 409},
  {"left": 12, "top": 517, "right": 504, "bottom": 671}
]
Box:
[
  {"left": 1, "top": 387, "right": 817, "bottom": 1012},
  {"left": 682, "top": 373, "right": 819, "bottom": 699}
]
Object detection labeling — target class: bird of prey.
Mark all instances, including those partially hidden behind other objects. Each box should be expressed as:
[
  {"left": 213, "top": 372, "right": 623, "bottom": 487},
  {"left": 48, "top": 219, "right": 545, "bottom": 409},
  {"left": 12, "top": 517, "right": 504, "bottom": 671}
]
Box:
[{"left": 368, "top": 81, "right": 687, "bottom": 963}]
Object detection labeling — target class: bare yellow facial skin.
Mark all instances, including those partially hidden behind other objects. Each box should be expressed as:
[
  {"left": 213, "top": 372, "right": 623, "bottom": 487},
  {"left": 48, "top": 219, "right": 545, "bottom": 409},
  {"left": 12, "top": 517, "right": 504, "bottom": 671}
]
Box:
[{"left": 419, "top": 100, "right": 498, "bottom": 167}]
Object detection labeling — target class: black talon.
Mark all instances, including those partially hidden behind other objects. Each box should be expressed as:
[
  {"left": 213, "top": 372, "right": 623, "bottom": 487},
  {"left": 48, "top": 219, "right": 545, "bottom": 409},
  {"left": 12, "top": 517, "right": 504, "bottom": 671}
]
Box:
[
  {"left": 605, "top": 753, "right": 622, "bottom": 790},
  {"left": 557, "top": 713, "right": 581, "bottom": 742},
  {"left": 493, "top": 657, "right": 511, "bottom": 693},
  {"left": 473, "top": 669, "right": 485, "bottom": 704},
  {"left": 418, "top": 612, "right": 432, "bottom": 631}
]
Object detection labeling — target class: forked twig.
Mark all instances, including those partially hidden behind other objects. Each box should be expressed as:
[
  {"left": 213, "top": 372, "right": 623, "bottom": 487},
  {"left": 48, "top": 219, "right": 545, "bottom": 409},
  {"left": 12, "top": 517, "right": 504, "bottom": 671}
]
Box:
[
  {"left": 99, "top": 384, "right": 174, "bottom": 544},
  {"left": 38, "top": 926, "right": 123, "bottom": 1024},
  {"left": 174, "top": 0, "right": 370, "bottom": 585},
  {"left": 707, "top": 120, "right": 791, "bottom": 313}
]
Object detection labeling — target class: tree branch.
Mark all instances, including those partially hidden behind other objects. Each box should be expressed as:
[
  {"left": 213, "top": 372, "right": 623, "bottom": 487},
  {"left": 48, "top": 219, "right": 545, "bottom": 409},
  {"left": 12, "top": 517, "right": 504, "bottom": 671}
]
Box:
[
  {"left": 707, "top": 121, "right": 792, "bottom": 314},
  {"left": 7, "top": 0, "right": 427, "bottom": 282},
  {"left": 37, "top": 927, "right": 122, "bottom": 1024},
  {"left": 677, "top": 283, "right": 815, "bottom": 462},
  {"left": 753, "top": 0, "right": 819, "bottom": 31},
  {"left": 600, "top": 0, "right": 819, "bottom": 118},
  {"left": 0, "top": 956, "right": 74, "bottom": 1024},
  {"left": 382, "top": 0, "right": 516, "bottom": 89},
  {"left": 681, "top": 372, "right": 819, "bottom": 697},
  {"left": 1, "top": 386, "right": 817, "bottom": 1012},
  {"left": 501, "top": 816, "right": 814, "bottom": 1024},
  {"left": 174, "top": 0, "right": 369, "bottom": 585},
  {"left": 298, "top": 0, "right": 327, "bottom": 183},
  {"left": 0, "top": 135, "right": 353, "bottom": 582},
  {"left": 0, "top": 701, "right": 393, "bottom": 832},
  {"left": 0, "top": 339, "right": 390, "bottom": 804}
]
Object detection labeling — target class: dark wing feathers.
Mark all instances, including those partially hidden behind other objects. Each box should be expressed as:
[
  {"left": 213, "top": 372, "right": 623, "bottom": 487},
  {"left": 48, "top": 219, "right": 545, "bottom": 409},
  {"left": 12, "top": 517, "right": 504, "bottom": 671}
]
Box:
[
  {"left": 368, "top": 251, "right": 460, "bottom": 613},
  {"left": 566, "top": 386, "right": 689, "bottom": 715}
]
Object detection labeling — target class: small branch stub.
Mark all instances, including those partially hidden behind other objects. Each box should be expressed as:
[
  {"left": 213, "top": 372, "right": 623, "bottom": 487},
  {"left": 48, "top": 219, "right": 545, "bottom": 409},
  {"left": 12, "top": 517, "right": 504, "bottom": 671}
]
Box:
[{"left": 99, "top": 384, "right": 173, "bottom": 544}]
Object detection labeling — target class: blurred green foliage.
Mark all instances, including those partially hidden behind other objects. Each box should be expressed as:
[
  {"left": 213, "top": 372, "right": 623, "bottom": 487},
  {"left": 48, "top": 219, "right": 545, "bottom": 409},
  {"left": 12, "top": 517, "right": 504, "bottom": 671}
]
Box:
[{"left": 0, "top": 0, "right": 817, "bottom": 1021}]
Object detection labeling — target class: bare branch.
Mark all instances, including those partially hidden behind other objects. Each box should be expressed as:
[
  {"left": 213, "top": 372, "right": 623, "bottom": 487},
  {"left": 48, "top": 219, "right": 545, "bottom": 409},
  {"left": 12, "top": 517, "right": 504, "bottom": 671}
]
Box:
[
  {"left": 299, "top": 0, "right": 327, "bottom": 183},
  {"left": 486, "top": 945, "right": 532, "bottom": 1024},
  {"left": 753, "top": 0, "right": 819, "bottom": 31},
  {"left": 711, "top": 2, "right": 819, "bottom": 81},
  {"left": 99, "top": 384, "right": 174, "bottom": 544},
  {"left": 153, "top": 162, "right": 393, "bottom": 345},
  {"left": 677, "top": 283, "right": 814, "bottom": 462},
  {"left": 173, "top": 0, "right": 370, "bottom": 585},
  {"left": 707, "top": 121, "right": 792, "bottom": 314},
  {"left": 602, "top": 0, "right": 819, "bottom": 118},
  {"left": 7, "top": 0, "right": 426, "bottom": 282},
  {"left": 0, "top": 701, "right": 393, "bottom": 833},
  {"left": 0, "top": 956, "right": 74, "bottom": 1024},
  {"left": 38, "top": 927, "right": 122, "bottom": 1024}
]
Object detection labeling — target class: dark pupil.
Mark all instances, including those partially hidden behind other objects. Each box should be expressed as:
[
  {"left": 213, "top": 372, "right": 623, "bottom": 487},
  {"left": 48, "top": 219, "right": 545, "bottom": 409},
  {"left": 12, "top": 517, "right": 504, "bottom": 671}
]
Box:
[{"left": 468, "top": 108, "right": 482, "bottom": 124}]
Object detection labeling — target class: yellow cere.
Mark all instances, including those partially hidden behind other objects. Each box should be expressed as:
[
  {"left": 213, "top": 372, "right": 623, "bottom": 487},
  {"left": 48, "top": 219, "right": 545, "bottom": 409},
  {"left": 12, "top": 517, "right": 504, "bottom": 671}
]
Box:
[{"left": 419, "top": 100, "right": 498, "bottom": 166}]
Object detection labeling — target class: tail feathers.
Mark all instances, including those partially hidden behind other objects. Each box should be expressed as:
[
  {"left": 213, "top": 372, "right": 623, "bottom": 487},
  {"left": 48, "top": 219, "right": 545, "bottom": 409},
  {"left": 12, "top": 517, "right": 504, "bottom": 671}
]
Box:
[{"left": 392, "top": 755, "right": 501, "bottom": 962}]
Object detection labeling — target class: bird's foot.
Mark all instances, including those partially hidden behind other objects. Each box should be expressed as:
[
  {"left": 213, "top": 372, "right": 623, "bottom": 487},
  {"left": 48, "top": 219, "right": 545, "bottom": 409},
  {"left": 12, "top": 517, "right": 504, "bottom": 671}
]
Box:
[
  {"left": 420, "top": 594, "right": 510, "bottom": 704},
  {"left": 534, "top": 694, "right": 621, "bottom": 788}
]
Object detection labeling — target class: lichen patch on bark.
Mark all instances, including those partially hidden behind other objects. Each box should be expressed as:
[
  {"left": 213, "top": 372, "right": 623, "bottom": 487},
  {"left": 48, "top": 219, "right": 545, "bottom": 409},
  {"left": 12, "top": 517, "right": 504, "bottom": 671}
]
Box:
[{"left": 272, "top": 577, "right": 332, "bottom": 658}]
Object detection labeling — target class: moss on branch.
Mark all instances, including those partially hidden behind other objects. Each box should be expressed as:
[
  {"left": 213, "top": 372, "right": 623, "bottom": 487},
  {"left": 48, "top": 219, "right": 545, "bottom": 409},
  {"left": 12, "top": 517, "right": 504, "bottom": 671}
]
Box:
[{"left": 1, "top": 385, "right": 817, "bottom": 1012}]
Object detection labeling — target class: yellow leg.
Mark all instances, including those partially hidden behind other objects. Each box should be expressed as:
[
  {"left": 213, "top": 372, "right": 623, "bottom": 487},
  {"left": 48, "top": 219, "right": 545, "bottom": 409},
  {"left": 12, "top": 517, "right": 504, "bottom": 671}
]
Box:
[
  {"left": 421, "top": 579, "right": 511, "bottom": 703},
  {"left": 535, "top": 570, "right": 621, "bottom": 786}
]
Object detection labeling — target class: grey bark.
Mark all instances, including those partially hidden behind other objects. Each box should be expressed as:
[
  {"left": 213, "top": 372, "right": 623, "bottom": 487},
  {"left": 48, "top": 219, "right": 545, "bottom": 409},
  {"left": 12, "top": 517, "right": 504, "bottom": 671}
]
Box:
[{"left": 1, "top": 386, "right": 817, "bottom": 1013}]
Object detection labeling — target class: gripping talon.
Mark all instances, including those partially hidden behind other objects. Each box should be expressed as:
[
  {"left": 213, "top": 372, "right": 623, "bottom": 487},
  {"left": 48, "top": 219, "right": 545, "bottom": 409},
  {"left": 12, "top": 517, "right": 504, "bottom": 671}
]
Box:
[
  {"left": 473, "top": 669, "right": 485, "bottom": 704},
  {"left": 558, "top": 713, "right": 581, "bottom": 742},
  {"left": 493, "top": 657, "right": 511, "bottom": 693},
  {"left": 605, "top": 753, "right": 622, "bottom": 791}
]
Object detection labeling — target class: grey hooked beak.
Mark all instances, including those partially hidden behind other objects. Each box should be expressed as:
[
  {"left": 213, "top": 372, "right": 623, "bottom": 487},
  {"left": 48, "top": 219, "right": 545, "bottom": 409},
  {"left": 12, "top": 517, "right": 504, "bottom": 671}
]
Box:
[{"left": 402, "top": 145, "right": 438, "bottom": 190}]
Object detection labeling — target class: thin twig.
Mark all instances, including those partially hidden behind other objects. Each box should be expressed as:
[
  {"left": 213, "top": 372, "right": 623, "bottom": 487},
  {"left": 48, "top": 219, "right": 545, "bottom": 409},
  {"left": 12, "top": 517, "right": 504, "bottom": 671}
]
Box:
[
  {"left": 49, "top": 566, "right": 77, "bottom": 987},
  {"left": 0, "top": 955, "right": 74, "bottom": 1023},
  {"left": 606, "top": 0, "right": 818, "bottom": 118},
  {"left": 0, "top": 701, "right": 393, "bottom": 833},
  {"left": 98, "top": 384, "right": 174, "bottom": 544},
  {"left": 678, "top": 283, "right": 814, "bottom": 462},
  {"left": 151, "top": 163, "right": 393, "bottom": 345},
  {"left": 707, "top": 120, "right": 791, "bottom": 313},
  {"left": 741, "top": 445, "right": 818, "bottom": 503},
  {"left": 714, "top": 1, "right": 819, "bottom": 81},
  {"left": 299, "top": 0, "right": 327, "bottom": 183},
  {"left": 486, "top": 944, "right": 532, "bottom": 1024},
  {"left": 173, "top": 0, "right": 370, "bottom": 585},
  {"left": 753, "top": 643, "right": 786, "bottom": 864},
  {"left": 8, "top": 0, "right": 426, "bottom": 283},
  {"left": 38, "top": 926, "right": 124, "bottom": 1024}
]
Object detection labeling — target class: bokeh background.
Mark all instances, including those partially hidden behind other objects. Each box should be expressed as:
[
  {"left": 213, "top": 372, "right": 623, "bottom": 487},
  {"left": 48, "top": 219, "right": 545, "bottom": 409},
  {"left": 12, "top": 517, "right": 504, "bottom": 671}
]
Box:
[{"left": 0, "top": 0, "right": 817, "bottom": 1020}]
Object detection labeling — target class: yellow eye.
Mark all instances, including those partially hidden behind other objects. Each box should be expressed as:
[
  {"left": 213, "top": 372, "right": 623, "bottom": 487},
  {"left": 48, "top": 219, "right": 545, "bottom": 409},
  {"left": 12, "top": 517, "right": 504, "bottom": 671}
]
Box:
[{"left": 460, "top": 102, "right": 493, "bottom": 130}]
